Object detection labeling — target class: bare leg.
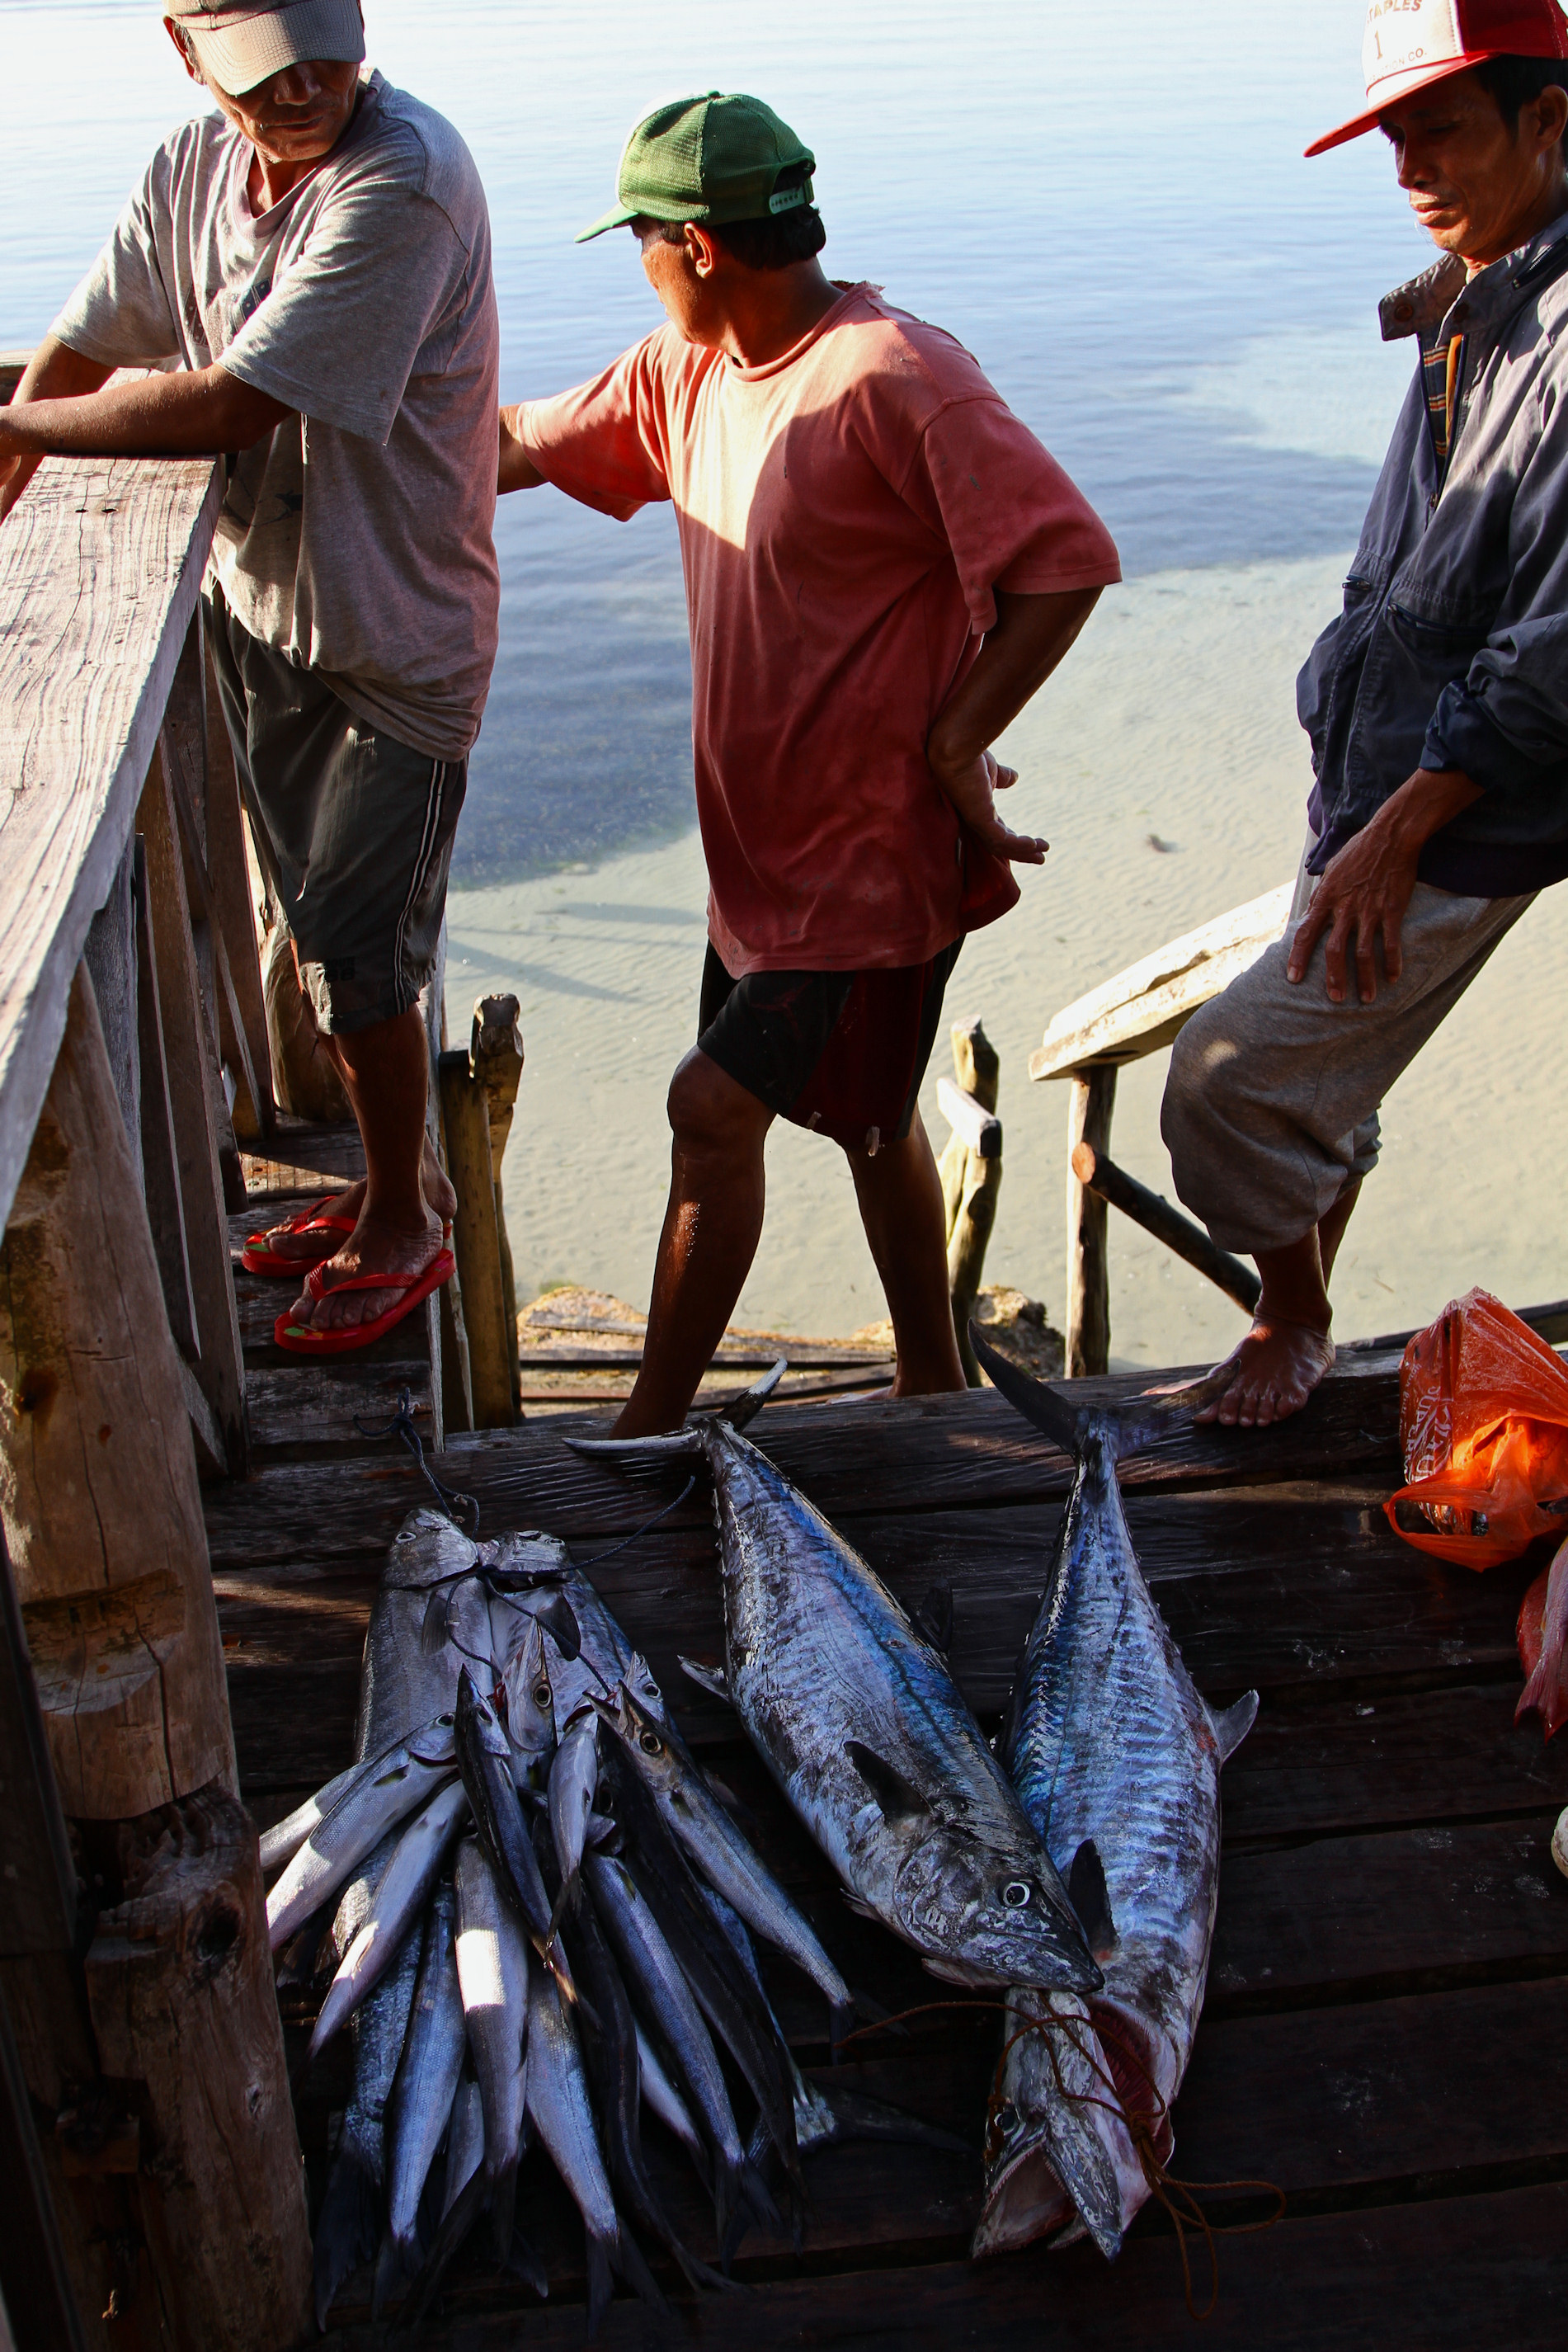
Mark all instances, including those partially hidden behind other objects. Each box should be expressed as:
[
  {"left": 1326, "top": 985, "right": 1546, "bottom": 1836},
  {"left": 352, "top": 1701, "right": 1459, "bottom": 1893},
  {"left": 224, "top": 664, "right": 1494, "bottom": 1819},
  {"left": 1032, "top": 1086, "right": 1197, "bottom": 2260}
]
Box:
[
  {"left": 1195, "top": 1178, "right": 1363, "bottom": 1430},
  {"left": 285, "top": 1006, "right": 450, "bottom": 1332},
  {"left": 611, "top": 1050, "right": 775, "bottom": 1437},
  {"left": 845, "top": 1110, "right": 966, "bottom": 1398}
]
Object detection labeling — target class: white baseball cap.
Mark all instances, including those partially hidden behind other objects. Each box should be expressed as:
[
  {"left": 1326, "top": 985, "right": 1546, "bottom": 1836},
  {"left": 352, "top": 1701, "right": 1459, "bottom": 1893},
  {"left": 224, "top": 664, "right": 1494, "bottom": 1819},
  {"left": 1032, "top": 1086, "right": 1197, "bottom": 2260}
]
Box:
[
  {"left": 165, "top": 1, "right": 365, "bottom": 95},
  {"left": 1307, "top": 0, "right": 1568, "bottom": 156}
]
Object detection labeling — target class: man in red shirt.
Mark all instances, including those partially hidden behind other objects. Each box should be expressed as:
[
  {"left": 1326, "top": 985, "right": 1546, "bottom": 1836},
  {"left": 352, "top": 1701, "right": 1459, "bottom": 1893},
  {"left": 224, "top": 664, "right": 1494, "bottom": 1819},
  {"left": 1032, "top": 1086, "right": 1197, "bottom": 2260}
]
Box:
[{"left": 501, "top": 92, "right": 1120, "bottom": 1434}]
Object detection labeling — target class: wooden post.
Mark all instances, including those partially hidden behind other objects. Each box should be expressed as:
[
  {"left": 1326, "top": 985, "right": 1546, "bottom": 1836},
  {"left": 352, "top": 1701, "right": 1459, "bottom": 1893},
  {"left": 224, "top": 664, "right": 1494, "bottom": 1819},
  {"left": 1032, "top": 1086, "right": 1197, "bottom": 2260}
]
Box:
[
  {"left": 84, "top": 1789, "right": 312, "bottom": 2352},
  {"left": 438, "top": 1049, "right": 512, "bottom": 1430},
  {"left": 470, "top": 995, "right": 525, "bottom": 1421},
  {"left": 0, "top": 967, "right": 236, "bottom": 1817},
  {"left": 200, "top": 619, "right": 274, "bottom": 1138},
  {"left": 82, "top": 841, "right": 140, "bottom": 1175},
  {"left": 1065, "top": 1063, "right": 1117, "bottom": 1378},
  {"left": 139, "top": 750, "right": 248, "bottom": 1471},
  {"left": 937, "top": 1020, "right": 1002, "bottom": 1388}
]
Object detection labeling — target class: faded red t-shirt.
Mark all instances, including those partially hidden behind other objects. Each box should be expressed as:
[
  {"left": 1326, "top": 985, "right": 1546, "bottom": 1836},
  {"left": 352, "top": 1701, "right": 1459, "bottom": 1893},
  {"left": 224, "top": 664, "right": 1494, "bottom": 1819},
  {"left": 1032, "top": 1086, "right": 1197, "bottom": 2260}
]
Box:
[{"left": 518, "top": 283, "right": 1120, "bottom": 974}]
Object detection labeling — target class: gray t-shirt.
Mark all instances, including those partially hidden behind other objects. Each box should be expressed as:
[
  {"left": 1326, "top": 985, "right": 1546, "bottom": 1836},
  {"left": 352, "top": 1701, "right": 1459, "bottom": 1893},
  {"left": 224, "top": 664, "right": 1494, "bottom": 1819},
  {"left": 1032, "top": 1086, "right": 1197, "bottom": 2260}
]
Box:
[{"left": 53, "top": 70, "right": 499, "bottom": 761}]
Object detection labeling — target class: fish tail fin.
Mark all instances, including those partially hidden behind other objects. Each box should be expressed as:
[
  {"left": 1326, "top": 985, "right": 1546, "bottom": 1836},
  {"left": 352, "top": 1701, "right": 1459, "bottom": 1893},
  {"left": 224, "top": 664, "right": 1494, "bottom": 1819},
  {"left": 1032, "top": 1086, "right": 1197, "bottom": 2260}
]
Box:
[
  {"left": 611, "top": 2219, "right": 671, "bottom": 2319},
  {"left": 566, "top": 1427, "right": 704, "bottom": 1462},
  {"left": 487, "top": 2155, "right": 519, "bottom": 2268},
  {"left": 812, "top": 2079, "right": 973, "bottom": 2156},
  {"left": 504, "top": 2224, "right": 549, "bottom": 2299},
  {"left": 1210, "top": 1690, "right": 1260, "bottom": 1763},
  {"left": 585, "top": 2232, "right": 614, "bottom": 2340},
  {"left": 313, "top": 2137, "right": 379, "bottom": 2332},
  {"left": 715, "top": 1356, "right": 787, "bottom": 1430},
  {"left": 971, "top": 1323, "right": 1236, "bottom": 1460}
]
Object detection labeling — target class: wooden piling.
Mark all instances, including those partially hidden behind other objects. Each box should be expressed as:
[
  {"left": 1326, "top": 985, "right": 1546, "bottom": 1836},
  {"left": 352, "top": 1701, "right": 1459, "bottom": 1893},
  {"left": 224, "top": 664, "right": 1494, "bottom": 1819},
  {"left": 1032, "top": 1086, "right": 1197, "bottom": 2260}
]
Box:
[
  {"left": 938, "top": 1019, "right": 1002, "bottom": 1387},
  {"left": 1065, "top": 1064, "right": 1117, "bottom": 1378},
  {"left": 471, "top": 994, "right": 525, "bottom": 1420},
  {"left": 438, "top": 1048, "right": 514, "bottom": 1429}
]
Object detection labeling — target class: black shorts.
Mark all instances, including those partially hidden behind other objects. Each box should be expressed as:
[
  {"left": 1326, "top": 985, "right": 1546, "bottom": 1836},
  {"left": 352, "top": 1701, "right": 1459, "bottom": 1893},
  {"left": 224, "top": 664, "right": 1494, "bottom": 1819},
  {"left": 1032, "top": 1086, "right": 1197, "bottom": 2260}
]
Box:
[{"left": 696, "top": 940, "right": 963, "bottom": 1153}]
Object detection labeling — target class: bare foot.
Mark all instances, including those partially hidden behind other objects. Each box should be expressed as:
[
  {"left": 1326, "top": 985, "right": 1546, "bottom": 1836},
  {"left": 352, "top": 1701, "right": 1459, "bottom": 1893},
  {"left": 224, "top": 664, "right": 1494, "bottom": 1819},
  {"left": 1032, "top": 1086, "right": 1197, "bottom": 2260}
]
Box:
[
  {"left": 1194, "top": 1317, "right": 1335, "bottom": 1429},
  {"left": 260, "top": 1141, "right": 454, "bottom": 1266},
  {"left": 285, "top": 1207, "right": 446, "bottom": 1332}
]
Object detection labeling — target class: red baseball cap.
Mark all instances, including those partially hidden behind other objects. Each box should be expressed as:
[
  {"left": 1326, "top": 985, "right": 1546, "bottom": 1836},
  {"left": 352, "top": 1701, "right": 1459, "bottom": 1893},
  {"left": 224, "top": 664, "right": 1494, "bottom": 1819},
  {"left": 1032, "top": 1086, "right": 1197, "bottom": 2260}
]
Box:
[{"left": 1307, "top": 0, "right": 1568, "bottom": 157}]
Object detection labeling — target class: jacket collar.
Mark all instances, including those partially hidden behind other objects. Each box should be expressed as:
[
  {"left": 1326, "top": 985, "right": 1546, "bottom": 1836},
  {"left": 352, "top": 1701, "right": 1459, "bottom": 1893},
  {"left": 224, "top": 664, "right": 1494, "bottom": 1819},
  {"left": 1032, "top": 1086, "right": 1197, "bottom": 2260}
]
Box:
[{"left": 1378, "top": 205, "right": 1568, "bottom": 345}]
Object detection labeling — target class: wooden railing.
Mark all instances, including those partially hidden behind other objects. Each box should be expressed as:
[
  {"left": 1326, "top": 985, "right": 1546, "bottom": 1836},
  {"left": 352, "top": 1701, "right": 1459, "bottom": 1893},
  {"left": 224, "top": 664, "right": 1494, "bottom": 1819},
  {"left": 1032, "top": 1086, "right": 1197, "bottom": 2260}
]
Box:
[
  {"left": 0, "top": 412, "right": 313, "bottom": 2344},
  {"left": 1029, "top": 885, "right": 1293, "bottom": 1375}
]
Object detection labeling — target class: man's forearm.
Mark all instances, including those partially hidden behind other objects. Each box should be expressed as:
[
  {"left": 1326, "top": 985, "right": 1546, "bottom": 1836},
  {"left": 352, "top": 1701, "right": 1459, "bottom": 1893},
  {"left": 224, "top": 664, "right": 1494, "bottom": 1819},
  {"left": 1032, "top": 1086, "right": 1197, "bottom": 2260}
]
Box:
[
  {"left": 1373, "top": 765, "right": 1485, "bottom": 852},
  {"left": 0, "top": 355, "right": 289, "bottom": 461},
  {"left": 926, "top": 586, "right": 1100, "bottom": 782},
  {"left": 498, "top": 403, "right": 545, "bottom": 493}
]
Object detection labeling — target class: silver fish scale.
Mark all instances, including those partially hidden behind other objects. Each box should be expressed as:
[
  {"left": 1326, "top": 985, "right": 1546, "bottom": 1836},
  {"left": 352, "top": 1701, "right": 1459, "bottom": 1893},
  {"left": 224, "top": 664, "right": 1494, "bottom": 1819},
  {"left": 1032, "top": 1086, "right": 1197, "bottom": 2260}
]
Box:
[
  {"left": 701, "top": 1421, "right": 1095, "bottom": 1992},
  {"left": 1002, "top": 1424, "right": 1223, "bottom": 2095}
]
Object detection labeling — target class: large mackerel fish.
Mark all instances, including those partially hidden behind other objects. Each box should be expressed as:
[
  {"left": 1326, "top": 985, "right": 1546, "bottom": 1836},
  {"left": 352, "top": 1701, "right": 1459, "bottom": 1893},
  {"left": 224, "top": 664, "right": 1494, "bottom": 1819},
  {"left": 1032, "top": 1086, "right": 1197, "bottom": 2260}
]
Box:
[
  {"left": 968, "top": 1333, "right": 1257, "bottom": 2261},
  {"left": 357, "top": 1506, "right": 492, "bottom": 1760},
  {"left": 573, "top": 1369, "right": 1099, "bottom": 1999}
]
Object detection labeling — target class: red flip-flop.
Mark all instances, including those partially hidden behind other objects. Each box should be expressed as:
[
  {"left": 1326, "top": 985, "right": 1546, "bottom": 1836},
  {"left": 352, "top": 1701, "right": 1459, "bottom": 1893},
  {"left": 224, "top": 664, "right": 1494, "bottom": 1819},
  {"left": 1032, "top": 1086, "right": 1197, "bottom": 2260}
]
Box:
[
  {"left": 274, "top": 1247, "right": 455, "bottom": 1356},
  {"left": 241, "top": 1195, "right": 358, "bottom": 1277}
]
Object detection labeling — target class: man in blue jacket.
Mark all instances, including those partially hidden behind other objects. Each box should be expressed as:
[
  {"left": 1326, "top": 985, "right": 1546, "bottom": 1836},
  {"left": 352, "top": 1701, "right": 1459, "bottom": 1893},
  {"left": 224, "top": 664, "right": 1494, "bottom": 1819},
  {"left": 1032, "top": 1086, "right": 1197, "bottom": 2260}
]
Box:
[{"left": 1164, "top": 0, "right": 1568, "bottom": 1426}]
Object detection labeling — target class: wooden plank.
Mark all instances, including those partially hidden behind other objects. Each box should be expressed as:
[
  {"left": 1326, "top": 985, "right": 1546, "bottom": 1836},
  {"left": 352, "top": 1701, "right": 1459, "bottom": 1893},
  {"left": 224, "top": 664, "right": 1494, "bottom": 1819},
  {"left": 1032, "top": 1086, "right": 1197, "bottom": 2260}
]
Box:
[
  {"left": 81, "top": 840, "right": 139, "bottom": 1168},
  {"left": 0, "top": 1986, "right": 90, "bottom": 2352},
  {"left": 201, "top": 616, "right": 274, "bottom": 1135},
  {"left": 1065, "top": 1065, "right": 1116, "bottom": 1377},
  {"left": 1029, "top": 880, "right": 1293, "bottom": 1082},
  {"left": 244, "top": 1360, "right": 434, "bottom": 1451},
  {"left": 321, "top": 2180, "right": 1568, "bottom": 2348},
  {"left": 238, "top": 1119, "right": 363, "bottom": 1199},
  {"left": 937, "top": 1073, "right": 1001, "bottom": 1157},
  {"left": 200, "top": 1360, "right": 1406, "bottom": 1567},
  {"left": 134, "top": 836, "right": 199, "bottom": 1359},
  {"left": 139, "top": 747, "right": 248, "bottom": 1472},
  {"left": 0, "top": 448, "right": 223, "bottom": 1234},
  {"left": 438, "top": 1049, "right": 512, "bottom": 1428}
]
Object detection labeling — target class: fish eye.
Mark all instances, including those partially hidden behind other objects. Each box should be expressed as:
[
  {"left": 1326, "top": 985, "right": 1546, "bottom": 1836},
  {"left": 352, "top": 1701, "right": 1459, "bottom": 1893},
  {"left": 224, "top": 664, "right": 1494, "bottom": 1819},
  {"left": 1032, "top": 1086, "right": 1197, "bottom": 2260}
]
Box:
[
  {"left": 436, "top": 1712, "right": 454, "bottom": 1725},
  {"left": 639, "top": 1731, "right": 662, "bottom": 1755},
  {"left": 643, "top": 1680, "right": 660, "bottom": 1699},
  {"left": 1002, "top": 1881, "right": 1031, "bottom": 1909},
  {"left": 996, "top": 2100, "right": 1019, "bottom": 2133},
  {"left": 532, "top": 1681, "right": 551, "bottom": 1707}
]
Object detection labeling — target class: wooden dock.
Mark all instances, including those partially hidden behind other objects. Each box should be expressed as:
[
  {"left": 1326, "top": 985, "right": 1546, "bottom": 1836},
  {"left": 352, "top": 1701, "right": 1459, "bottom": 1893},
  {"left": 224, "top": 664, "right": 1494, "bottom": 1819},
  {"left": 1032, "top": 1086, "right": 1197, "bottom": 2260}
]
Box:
[{"left": 210, "top": 1322, "right": 1568, "bottom": 2348}]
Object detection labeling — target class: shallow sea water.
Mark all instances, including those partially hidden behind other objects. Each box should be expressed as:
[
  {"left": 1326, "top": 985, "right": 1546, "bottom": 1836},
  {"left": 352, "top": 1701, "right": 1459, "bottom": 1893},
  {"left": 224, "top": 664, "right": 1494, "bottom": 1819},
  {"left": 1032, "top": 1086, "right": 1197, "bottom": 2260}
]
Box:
[{"left": 5, "top": 1, "right": 1566, "bottom": 1354}]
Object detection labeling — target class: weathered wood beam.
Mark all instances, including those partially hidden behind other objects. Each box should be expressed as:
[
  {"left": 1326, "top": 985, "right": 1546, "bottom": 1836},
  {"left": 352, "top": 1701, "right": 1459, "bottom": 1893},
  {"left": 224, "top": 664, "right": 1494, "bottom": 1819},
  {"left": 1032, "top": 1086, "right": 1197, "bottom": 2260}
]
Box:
[
  {"left": 0, "top": 1982, "right": 90, "bottom": 2352},
  {"left": 201, "top": 618, "right": 275, "bottom": 1138},
  {"left": 84, "top": 1787, "right": 312, "bottom": 2351},
  {"left": 439, "top": 1049, "right": 513, "bottom": 1430},
  {"left": 133, "top": 838, "right": 200, "bottom": 1363},
  {"left": 139, "top": 751, "right": 248, "bottom": 1472},
  {"left": 470, "top": 995, "right": 524, "bottom": 1419},
  {"left": 1065, "top": 1064, "right": 1116, "bottom": 1377},
  {"left": 0, "top": 447, "right": 223, "bottom": 1236},
  {"left": 1071, "top": 1138, "right": 1262, "bottom": 1315},
  {"left": 0, "top": 966, "right": 238, "bottom": 1819},
  {"left": 0, "top": 1530, "right": 76, "bottom": 1962},
  {"left": 1029, "top": 881, "right": 1293, "bottom": 1082},
  {"left": 82, "top": 841, "right": 140, "bottom": 1174}
]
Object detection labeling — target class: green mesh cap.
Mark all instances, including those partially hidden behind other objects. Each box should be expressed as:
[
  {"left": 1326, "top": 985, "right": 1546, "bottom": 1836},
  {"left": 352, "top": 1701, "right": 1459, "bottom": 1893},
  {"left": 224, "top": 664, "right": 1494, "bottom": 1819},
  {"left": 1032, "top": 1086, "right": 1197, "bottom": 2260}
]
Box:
[{"left": 577, "top": 92, "right": 816, "bottom": 243}]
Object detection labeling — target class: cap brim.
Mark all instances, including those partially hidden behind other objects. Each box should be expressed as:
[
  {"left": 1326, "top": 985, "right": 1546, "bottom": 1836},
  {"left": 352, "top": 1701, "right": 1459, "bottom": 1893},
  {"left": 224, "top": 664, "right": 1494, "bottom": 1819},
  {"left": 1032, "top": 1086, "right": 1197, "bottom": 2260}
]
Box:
[
  {"left": 1305, "top": 52, "right": 1505, "bottom": 156},
  {"left": 182, "top": 2, "right": 365, "bottom": 98},
  {"left": 575, "top": 204, "right": 640, "bottom": 244}
]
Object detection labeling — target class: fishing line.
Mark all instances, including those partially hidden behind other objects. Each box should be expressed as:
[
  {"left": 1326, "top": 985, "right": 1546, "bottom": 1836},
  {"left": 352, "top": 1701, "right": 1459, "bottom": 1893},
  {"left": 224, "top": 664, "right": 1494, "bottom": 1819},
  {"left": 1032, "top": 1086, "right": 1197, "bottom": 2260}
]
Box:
[
  {"left": 355, "top": 1387, "right": 480, "bottom": 1532},
  {"left": 576, "top": 1473, "right": 699, "bottom": 1569}
]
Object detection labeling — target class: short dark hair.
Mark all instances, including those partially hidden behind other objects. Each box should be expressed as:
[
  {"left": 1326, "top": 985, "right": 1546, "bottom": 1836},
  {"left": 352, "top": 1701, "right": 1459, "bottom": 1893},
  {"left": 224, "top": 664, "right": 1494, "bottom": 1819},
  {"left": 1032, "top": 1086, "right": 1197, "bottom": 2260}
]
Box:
[
  {"left": 1472, "top": 53, "right": 1568, "bottom": 135},
  {"left": 638, "top": 167, "right": 826, "bottom": 272}
]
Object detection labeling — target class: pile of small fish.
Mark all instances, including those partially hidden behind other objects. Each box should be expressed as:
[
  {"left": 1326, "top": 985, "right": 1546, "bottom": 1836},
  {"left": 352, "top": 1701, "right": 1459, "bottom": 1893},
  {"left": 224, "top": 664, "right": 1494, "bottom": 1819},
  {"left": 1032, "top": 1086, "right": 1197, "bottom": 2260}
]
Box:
[{"left": 264, "top": 1501, "right": 967, "bottom": 2332}]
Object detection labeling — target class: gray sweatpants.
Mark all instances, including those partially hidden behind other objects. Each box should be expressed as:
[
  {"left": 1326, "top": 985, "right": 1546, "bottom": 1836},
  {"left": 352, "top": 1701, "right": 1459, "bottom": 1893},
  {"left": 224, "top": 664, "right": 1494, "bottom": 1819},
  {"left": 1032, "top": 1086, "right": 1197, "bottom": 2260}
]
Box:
[{"left": 1161, "top": 839, "right": 1533, "bottom": 1257}]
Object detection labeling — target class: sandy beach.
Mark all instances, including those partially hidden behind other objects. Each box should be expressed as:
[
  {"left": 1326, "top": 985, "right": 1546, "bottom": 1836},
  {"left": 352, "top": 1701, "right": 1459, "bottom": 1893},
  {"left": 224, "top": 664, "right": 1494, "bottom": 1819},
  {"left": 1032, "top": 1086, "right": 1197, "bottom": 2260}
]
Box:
[{"left": 447, "top": 552, "right": 1568, "bottom": 1370}]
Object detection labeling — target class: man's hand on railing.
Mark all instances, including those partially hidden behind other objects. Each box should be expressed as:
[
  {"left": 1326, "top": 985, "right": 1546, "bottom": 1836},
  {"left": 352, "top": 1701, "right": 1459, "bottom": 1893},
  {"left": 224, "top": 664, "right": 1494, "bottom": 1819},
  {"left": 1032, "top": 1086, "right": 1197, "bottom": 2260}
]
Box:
[{"left": 0, "top": 335, "right": 290, "bottom": 524}]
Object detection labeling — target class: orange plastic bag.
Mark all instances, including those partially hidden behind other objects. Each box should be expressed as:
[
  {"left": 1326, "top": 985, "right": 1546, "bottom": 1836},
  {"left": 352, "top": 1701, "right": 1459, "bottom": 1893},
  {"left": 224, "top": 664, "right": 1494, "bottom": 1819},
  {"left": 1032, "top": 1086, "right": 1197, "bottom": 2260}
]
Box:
[{"left": 1384, "top": 1288, "right": 1568, "bottom": 1569}]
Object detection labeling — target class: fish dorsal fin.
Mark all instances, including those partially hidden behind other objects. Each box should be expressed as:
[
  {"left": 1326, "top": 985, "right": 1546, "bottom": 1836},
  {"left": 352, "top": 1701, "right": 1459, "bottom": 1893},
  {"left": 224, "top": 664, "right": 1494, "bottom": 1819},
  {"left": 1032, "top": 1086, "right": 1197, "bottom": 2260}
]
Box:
[
  {"left": 678, "top": 1655, "right": 732, "bottom": 1704},
  {"left": 912, "top": 1582, "right": 954, "bottom": 1657},
  {"left": 534, "top": 1593, "right": 582, "bottom": 1661},
  {"left": 845, "top": 1740, "right": 931, "bottom": 1822},
  {"left": 1067, "top": 1839, "right": 1116, "bottom": 1955},
  {"left": 1210, "top": 1690, "right": 1260, "bottom": 1764}
]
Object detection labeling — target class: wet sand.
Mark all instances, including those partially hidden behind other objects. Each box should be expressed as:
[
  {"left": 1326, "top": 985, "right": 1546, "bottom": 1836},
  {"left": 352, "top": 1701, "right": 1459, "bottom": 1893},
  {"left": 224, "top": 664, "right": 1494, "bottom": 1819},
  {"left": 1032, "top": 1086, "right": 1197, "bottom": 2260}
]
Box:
[{"left": 446, "top": 553, "right": 1568, "bottom": 1369}]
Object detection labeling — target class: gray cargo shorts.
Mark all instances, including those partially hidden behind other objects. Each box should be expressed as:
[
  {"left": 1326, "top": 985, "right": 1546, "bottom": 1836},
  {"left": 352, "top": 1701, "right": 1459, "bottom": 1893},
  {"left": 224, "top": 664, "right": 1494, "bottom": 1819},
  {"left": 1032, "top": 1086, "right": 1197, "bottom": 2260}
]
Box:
[
  {"left": 1162, "top": 833, "right": 1533, "bottom": 1257},
  {"left": 205, "top": 586, "right": 465, "bottom": 1035}
]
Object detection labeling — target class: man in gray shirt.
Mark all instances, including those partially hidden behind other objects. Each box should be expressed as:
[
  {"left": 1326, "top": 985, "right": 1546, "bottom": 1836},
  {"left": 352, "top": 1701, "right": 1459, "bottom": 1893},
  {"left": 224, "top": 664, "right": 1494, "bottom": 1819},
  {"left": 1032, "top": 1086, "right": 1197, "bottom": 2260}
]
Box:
[{"left": 0, "top": 0, "right": 499, "bottom": 1353}]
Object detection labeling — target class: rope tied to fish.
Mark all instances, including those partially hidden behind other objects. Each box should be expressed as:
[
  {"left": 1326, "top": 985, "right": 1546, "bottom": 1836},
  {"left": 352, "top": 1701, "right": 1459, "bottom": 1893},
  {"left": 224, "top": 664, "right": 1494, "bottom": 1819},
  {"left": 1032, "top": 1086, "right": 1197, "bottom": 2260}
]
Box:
[{"left": 836, "top": 1996, "right": 1285, "bottom": 2319}]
